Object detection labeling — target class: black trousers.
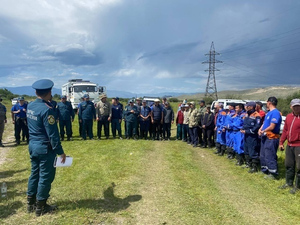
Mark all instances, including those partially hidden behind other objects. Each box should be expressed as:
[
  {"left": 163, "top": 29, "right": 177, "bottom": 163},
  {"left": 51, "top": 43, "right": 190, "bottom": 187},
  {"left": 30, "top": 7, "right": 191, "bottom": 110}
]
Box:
[
  {"left": 203, "top": 128, "right": 214, "bottom": 147},
  {"left": 163, "top": 123, "right": 171, "bottom": 139},
  {"left": 153, "top": 120, "right": 162, "bottom": 140},
  {"left": 15, "top": 117, "right": 29, "bottom": 142},
  {"left": 285, "top": 145, "right": 300, "bottom": 186},
  {"left": 198, "top": 126, "right": 203, "bottom": 144},
  {"left": 97, "top": 117, "right": 109, "bottom": 138}
]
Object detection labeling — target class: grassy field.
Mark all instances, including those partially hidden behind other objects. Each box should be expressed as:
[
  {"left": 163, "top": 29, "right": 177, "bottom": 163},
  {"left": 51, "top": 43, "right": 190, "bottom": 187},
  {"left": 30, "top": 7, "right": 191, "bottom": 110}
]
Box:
[{"left": 0, "top": 101, "right": 299, "bottom": 225}]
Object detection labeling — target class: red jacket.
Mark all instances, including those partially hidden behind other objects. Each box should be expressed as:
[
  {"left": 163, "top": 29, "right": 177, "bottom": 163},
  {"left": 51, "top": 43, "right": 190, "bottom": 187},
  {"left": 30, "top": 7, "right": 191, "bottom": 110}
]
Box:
[
  {"left": 176, "top": 110, "right": 184, "bottom": 125},
  {"left": 280, "top": 113, "right": 300, "bottom": 146}
]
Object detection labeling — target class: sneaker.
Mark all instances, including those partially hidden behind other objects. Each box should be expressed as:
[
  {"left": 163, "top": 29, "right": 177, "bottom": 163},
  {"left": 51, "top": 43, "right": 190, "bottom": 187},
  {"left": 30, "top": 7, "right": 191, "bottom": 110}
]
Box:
[
  {"left": 119, "top": 137, "right": 123, "bottom": 140},
  {"left": 278, "top": 183, "right": 293, "bottom": 189}
]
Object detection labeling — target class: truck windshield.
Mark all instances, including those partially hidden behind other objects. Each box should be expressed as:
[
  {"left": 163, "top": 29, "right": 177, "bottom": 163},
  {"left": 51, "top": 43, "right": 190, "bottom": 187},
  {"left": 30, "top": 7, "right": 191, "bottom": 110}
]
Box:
[{"left": 74, "top": 86, "right": 96, "bottom": 92}]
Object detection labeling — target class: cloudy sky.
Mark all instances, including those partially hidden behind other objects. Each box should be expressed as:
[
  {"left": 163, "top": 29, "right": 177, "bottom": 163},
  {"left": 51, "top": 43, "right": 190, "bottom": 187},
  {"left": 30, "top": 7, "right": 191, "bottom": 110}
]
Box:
[{"left": 0, "top": 0, "right": 299, "bottom": 94}]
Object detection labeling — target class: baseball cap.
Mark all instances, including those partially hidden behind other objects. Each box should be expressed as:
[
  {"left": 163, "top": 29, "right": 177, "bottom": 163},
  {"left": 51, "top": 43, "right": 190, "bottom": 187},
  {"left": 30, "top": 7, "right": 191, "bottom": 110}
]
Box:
[
  {"left": 83, "top": 94, "right": 89, "bottom": 98},
  {"left": 129, "top": 99, "right": 134, "bottom": 103},
  {"left": 19, "top": 96, "right": 25, "bottom": 101},
  {"left": 245, "top": 101, "right": 256, "bottom": 107},
  {"left": 61, "top": 95, "right": 67, "bottom": 99},
  {"left": 291, "top": 99, "right": 300, "bottom": 107}
]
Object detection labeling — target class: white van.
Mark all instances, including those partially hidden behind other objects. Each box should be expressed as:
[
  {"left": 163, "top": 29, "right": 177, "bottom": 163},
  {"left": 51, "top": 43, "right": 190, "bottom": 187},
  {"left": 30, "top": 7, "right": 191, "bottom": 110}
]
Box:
[{"left": 211, "top": 99, "right": 267, "bottom": 113}]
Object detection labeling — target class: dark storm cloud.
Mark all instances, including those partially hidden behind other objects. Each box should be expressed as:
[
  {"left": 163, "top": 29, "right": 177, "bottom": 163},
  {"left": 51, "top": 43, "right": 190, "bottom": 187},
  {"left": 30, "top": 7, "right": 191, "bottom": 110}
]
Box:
[{"left": 49, "top": 48, "right": 103, "bottom": 66}]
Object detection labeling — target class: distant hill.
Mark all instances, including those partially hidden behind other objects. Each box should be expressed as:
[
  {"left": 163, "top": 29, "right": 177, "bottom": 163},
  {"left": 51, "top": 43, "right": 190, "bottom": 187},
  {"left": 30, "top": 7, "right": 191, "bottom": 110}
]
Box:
[
  {"left": 2, "top": 85, "right": 298, "bottom": 100},
  {"left": 178, "top": 86, "right": 300, "bottom": 101},
  {"left": 1, "top": 86, "right": 194, "bottom": 99}
]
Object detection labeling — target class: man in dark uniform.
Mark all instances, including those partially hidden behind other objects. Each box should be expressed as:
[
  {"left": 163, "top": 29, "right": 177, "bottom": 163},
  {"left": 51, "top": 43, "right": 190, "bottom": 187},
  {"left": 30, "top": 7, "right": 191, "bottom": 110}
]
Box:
[
  {"left": 140, "top": 100, "right": 151, "bottom": 140},
  {"left": 26, "top": 79, "right": 66, "bottom": 216},
  {"left": 124, "top": 100, "right": 139, "bottom": 140},
  {"left": 11, "top": 96, "right": 29, "bottom": 144},
  {"left": 56, "top": 95, "right": 75, "bottom": 141},
  {"left": 111, "top": 97, "right": 123, "bottom": 139},
  {"left": 201, "top": 105, "right": 215, "bottom": 148},
  {"left": 241, "top": 102, "right": 262, "bottom": 173},
  {"left": 151, "top": 99, "right": 163, "bottom": 141},
  {"left": 198, "top": 100, "right": 206, "bottom": 146},
  {"left": 78, "top": 94, "right": 96, "bottom": 140},
  {"left": 135, "top": 97, "right": 142, "bottom": 137},
  {"left": 0, "top": 97, "right": 7, "bottom": 147}
]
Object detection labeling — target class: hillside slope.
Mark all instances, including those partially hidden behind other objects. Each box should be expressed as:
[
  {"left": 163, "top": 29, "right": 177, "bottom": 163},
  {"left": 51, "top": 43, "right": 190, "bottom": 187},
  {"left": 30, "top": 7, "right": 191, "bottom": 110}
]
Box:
[{"left": 178, "top": 86, "right": 299, "bottom": 100}]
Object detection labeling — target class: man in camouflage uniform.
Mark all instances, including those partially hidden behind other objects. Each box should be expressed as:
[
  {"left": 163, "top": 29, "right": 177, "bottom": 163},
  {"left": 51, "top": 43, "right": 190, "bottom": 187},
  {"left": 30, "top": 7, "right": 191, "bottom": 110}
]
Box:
[{"left": 96, "top": 94, "right": 111, "bottom": 139}]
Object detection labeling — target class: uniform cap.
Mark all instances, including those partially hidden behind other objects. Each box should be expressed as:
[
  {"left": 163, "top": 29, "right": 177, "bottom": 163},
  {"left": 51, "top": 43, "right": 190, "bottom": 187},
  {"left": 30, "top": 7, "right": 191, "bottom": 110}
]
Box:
[
  {"left": 154, "top": 99, "right": 160, "bottom": 102},
  {"left": 116, "top": 97, "right": 119, "bottom": 100},
  {"left": 129, "top": 99, "right": 134, "bottom": 103},
  {"left": 291, "top": 99, "right": 300, "bottom": 107},
  {"left": 136, "top": 97, "right": 141, "bottom": 101},
  {"left": 32, "top": 79, "right": 54, "bottom": 90},
  {"left": 199, "top": 100, "right": 205, "bottom": 104},
  {"left": 61, "top": 95, "right": 67, "bottom": 99},
  {"left": 245, "top": 101, "right": 256, "bottom": 107},
  {"left": 83, "top": 94, "right": 89, "bottom": 98},
  {"left": 19, "top": 96, "right": 25, "bottom": 100},
  {"left": 189, "top": 101, "right": 195, "bottom": 106},
  {"left": 180, "top": 104, "right": 185, "bottom": 108}
]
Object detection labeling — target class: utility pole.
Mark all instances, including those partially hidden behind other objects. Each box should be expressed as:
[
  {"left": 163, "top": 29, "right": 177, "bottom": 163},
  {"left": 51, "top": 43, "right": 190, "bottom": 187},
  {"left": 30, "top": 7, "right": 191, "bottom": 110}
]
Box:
[{"left": 202, "top": 42, "right": 222, "bottom": 100}]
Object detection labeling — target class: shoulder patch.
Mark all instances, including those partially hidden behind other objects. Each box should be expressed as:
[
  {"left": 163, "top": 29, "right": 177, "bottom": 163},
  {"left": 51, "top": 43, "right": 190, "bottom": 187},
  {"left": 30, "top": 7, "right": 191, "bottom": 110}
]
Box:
[{"left": 48, "top": 115, "right": 55, "bottom": 125}]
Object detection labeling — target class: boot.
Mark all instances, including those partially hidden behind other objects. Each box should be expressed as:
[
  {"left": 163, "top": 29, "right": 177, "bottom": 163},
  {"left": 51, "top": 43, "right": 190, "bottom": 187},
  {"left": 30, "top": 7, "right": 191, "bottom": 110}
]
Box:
[
  {"left": 244, "top": 155, "right": 251, "bottom": 169},
  {"left": 214, "top": 143, "right": 221, "bottom": 154},
  {"left": 27, "top": 196, "right": 36, "bottom": 213},
  {"left": 36, "top": 200, "right": 58, "bottom": 217},
  {"left": 290, "top": 174, "right": 300, "bottom": 194},
  {"left": 248, "top": 161, "right": 259, "bottom": 173},
  {"left": 218, "top": 145, "right": 226, "bottom": 156},
  {"left": 236, "top": 154, "right": 244, "bottom": 166}
]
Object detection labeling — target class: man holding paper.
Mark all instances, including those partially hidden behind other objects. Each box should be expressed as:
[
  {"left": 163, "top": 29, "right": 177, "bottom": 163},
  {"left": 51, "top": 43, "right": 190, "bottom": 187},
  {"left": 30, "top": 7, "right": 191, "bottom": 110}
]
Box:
[{"left": 26, "top": 79, "right": 66, "bottom": 217}]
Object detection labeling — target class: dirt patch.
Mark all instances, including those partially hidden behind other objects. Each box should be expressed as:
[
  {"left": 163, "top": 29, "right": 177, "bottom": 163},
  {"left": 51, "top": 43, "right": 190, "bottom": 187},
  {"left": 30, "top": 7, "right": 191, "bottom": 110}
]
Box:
[{"left": 0, "top": 120, "right": 15, "bottom": 166}]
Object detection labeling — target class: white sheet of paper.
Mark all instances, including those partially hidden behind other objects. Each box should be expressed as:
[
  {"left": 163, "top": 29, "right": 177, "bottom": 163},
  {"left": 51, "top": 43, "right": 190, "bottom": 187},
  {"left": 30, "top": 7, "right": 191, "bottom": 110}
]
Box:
[{"left": 54, "top": 156, "right": 73, "bottom": 167}]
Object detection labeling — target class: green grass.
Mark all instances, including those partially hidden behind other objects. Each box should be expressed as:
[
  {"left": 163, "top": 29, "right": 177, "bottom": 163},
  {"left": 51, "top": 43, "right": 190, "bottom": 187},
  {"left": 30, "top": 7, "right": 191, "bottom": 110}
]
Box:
[{"left": 0, "top": 102, "right": 299, "bottom": 224}]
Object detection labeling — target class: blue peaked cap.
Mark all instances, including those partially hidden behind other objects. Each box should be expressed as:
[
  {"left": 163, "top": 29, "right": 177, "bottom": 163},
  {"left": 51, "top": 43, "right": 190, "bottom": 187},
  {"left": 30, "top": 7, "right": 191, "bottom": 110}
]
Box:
[{"left": 32, "top": 79, "right": 54, "bottom": 90}]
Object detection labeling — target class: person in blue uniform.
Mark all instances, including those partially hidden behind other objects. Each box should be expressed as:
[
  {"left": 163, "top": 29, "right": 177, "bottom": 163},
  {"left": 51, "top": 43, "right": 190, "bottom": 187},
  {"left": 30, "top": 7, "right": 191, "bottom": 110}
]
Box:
[
  {"left": 11, "top": 96, "right": 29, "bottom": 145},
  {"left": 78, "top": 94, "right": 96, "bottom": 140},
  {"left": 111, "top": 97, "right": 123, "bottom": 139},
  {"left": 26, "top": 79, "right": 66, "bottom": 217},
  {"left": 56, "top": 95, "right": 75, "bottom": 141},
  {"left": 258, "top": 96, "right": 282, "bottom": 180},
  {"left": 231, "top": 104, "right": 246, "bottom": 166},
  {"left": 140, "top": 100, "right": 151, "bottom": 140},
  {"left": 215, "top": 103, "right": 227, "bottom": 154},
  {"left": 223, "top": 104, "right": 236, "bottom": 158},
  {"left": 241, "top": 102, "right": 262, "bottom": 172},
  {"left": 124, "top": 100, "right": 139, "bottom": 140}
]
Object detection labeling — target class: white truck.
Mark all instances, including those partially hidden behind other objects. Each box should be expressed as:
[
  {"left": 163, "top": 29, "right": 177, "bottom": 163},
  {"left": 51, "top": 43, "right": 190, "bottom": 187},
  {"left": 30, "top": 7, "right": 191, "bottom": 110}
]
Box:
[{"left": 62, "top": 79, "right": 106, "bottom": 109}]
